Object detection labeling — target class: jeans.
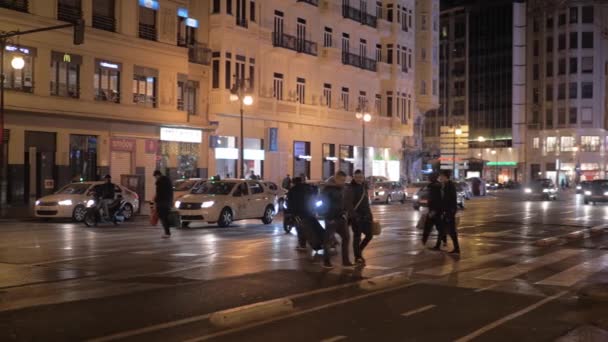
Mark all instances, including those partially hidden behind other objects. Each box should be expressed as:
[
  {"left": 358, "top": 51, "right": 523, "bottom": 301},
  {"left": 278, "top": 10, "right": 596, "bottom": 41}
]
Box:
[
  {"left": 157, "top": 205, "right": 171, "bottom": 235},
  {"left": 352, "top": 217, "right": 373, "bottom": 259},
  {"left": 324, "top": 217, "right": 350, "bottom": 264}
]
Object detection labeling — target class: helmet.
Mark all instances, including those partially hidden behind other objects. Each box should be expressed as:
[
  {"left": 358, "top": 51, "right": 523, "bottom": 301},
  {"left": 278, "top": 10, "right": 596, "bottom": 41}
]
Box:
[{"left": 104, "top": 174, "right": 111, "bottom": 180}]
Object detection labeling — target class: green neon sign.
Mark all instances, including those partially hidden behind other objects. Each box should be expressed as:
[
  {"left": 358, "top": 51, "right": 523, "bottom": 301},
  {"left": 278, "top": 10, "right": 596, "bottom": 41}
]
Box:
[{"left": 486, "top": 161, "right": 517, "bottom": 166}]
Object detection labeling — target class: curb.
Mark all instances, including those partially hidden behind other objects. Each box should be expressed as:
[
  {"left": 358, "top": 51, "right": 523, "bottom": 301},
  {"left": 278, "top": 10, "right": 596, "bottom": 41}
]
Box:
[
  {"left": 590, "top": 225, "right": 608, "bottom": 235},
  {"left": 359, "top": 271, "right": 409, "bottom": 291},
  {"left": 564, "top": 230, "right": 585, "bottom": 240},
  {"left": 209, "top": 298, "right": 294, "bottom": 328}
]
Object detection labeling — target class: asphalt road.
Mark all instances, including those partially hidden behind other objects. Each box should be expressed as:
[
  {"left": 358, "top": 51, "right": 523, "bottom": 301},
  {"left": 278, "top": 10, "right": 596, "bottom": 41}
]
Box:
[{"left": 0, "top": 189, "right": 607, "bottom": 341}]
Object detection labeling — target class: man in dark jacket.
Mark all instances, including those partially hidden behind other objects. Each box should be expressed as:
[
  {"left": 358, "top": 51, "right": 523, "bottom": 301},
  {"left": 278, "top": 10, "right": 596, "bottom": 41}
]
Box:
[
  {"left": 95, "top": 175, "right": 116, "bottom": 220},
  {"left": 154, "top": 170, "right": 174, "bottom": 238},
  {"left": 321, "top": 171, "right": 353, "bottom": 269},
  {"left": 423, "top": 174, "right": 447, "bottom": 249},
  {"left": 350, "top": 170, "right": 373, "bottom": 265},
  {"left": 437, "top": 170, "right": 460, "bottom": 254},
  {"left": 286, "top": 177, "right": 319, "bottom": 250}
]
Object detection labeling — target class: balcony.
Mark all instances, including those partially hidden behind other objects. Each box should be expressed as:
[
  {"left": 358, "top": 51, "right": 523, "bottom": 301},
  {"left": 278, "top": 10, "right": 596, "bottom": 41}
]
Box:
[
  {"left": 297, "top": 0, "right": 319, "bottom": 6},
  {"left": 57, "top": 3, "right": 81, "bottom": 24},
  {"left": 92, "top": 14, "right": 116, "bottom": 32},
  {"left": 342, "top": 4, "right": 377, "bottom": 28},
  {"left": 188, "top": 43, "right": 212, "bottom": 65},
  {"left": 138, "top": 23, "right": 157, "bottom": 41},
  {"left": 342, "top": 51, "right": 377, "bottom": 72},
  {"left": 272, "top": 32, "right": 318, "bottom": 57},
  {"left": 0, "top": 0, "right": 28, "bottom": 12}
]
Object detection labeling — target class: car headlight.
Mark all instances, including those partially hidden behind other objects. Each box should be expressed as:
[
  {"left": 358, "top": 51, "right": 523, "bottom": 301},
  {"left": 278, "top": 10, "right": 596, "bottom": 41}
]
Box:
[
  {"left": 175, "top": 201, "right": 181, "bottom": 209},
  {"left": 86, "top": 199, "right": 95, "bottom": 208},
  {"left": 35, "top": 200, "right": 41, "bottom": 206},
  {"left": 413, "top": 195, "right": 419, "bottom": 200},
  {"left": 378, "top": 191, "right": 385, "bottom": 196},
  {"left": 283, "top": 201, "right": 288, "bottom": 209},
  {"left": 542, "top": 189, "right": 549, "bottom": 193},
  {"left": 576, "top": 186, "right": 582, "bottom": 190},
  {"left": 585, "top": 191, "right": 592, "bottom": 196},
  {"left": 201, "top": 201, "right": 215, "bottom": 208},
  {"left": 604, "top": 192, "right": 608, "bottom": 196},
  {"left": 524, "top": 188, "right": 532, "bottom": 193},
  {"left": 58, "top": 200, "right": 73, "bottom": 206},
  {"left": 315, "top": 200, "right": 323, "bottom": 208},
  {"left": 550, "top": 188, "right": 556, "bottom": 193}
]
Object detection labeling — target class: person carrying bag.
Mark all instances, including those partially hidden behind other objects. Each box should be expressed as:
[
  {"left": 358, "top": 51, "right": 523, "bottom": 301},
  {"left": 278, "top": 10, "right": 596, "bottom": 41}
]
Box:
[{"left": 349, "top": 170, "right": 378, "bottom": 265}]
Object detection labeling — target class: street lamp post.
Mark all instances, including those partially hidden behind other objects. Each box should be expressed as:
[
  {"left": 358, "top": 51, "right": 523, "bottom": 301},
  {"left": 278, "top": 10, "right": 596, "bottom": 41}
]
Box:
[
  {"left": 230, "top": 76, "right": 253, "bottom": 179},
  {"left": 356, "top": 106, "right": 372, "bottom": 176},
  {"left": 452, "top": 126, "right": 462, "bottom": 178}
]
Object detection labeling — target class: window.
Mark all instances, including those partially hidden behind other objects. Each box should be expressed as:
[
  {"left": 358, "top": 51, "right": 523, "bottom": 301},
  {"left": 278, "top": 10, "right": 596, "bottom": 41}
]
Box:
[
  {"left": 581, "top": 82, "right": 593, "bottom": 99},
  {"left": 342, "top": 33, "right": 350, "bottom": 53},
  {"left": 582, "top": 32, "right": 593, "bottom": 48},
  {"left": 546, "top": 109, "right": 553, "bottom": 128},
  {"left": 546, "top": 36, "right": 553, "bottom": 53},
  {"left": 532, "top": 110, "right": 540, "bottom": 124},
  {"left": 569, "top": 32, "right": 577, "bottom": 49},
  {"left": 569, "top": 82, "right": 577, "bottom": 99},
  {"left": 581, "top": 56, "right": 593, "bottom": 73},
  {"left": 360, "top": 39, "right": 367, "bottom": 58},
  {"left": 92, "top": 0, "right": 116, "bottom": 32},
  {"left": 2, "top": 46, "right": 34, "bottom": 92},
  {"left": 235, "top": 0, "right": 247, "bottom": 27},
  {"left": 375, "top": 94, "right": 381, "bottom": 116},
  {"left": 225, "top": 59, "right": 231, "bottom": 89},
  {"left": 387, "top": 44, "right": 393, "bottom": 64},
  {"left": 177, "top": 80, "right": 198, "bottom": 115},
  {"left": 558, "top": 13, "right": 566, "bottom": 26},
  {"left": 323, "top": 83, "right": 332, "bottom": 107},
  {"left": 420, "top": 80, "right": 427, "bottom": 95},
  {"left": 50, "top": 53, "right": 80, "bottom": 98},
  {"left": 341, "top": 87, "right": 349, "bottom": 110},
  {"left": 558, "top": 34, "right": 566, "bottom": 50},
  {"left": 387, "top": 92, "right": 393, "bottom": 117},
  {"left": 376, "top": 44, "right": 382, "bottom": 62},
  {"left": 558, "top": 83, "right": 565, "bottom": 100},
  {"left": 58, "top": 0, "right": 82, "bottom": 23},
  {"left": 250, "top": 0, "right": 255, "bottom": 22},
  {"left": 296, "top": 77, "right": 305, "bottom": 104},
  {"left": 421, "top": 14, "right": 427, "bottom": 30},
  {"left": 533, "top": 137, "right": 540, "bottom": 149},
  {"left": 533, "top": 64, "right": 539, "bottom": 80},
  {"left": 533, "top": 88, "right": 539, "bottom": 104},
  {"left": 376, "top": 2, "right": 382, "bottom": 19},
  {"left": 581, "top": 107, "right": 592, "bottom": 123},
  {"left": 387, "top": 4, "right": 393, "bottom": 22},
  {"left": 581, "top": 136, "right": 600, "bottom": 152},
  {"left": 421, "top": 48, "right": 426, "bottom": 61},
  {"left": 533, "top": 19, "right": 539, "bottom": 32},
  {"left": 569, "top": 57, "right": 577, "bottom": 74},
  {"left": 226, "top": 0, "right": 232, "bottom": 15},
  {"left": 561, "top": 136, "right": 574, "bottom": 151},
  {"left": 94, "top": 60, "right": 120, "bottom": 103},
  {"left": 138, "top": 5, "right": 157, "bottom": 41},
  {"left": 212, "top": 0, "right": 220, "bottom": 13},
  {"left": 433, "top": 80, "right": 438, "bottom": 96},
  {"left": 569, "top": 107, "right": 577, "bottom": 125},
  {"left": 558, "top": 58, "right": 566, "bottom": 75},
  {"left": 455, "top": 20, "right": 465, "bottom": 38},
  {"left": 273, "top": 73, "right": 283, "bottom": 100},
  {"left": 177, "top": 16, "right": 196, "bottom": 47},
  {"left": 212, "top": 59, "right": 220, "bottom": 89},
  {"left": 546, "top": 137, "right": 557, "bottom": 152},
  {"left": 533, "top": 40, "right": 539, "bottom": 56},
  {"left": 358, "top": 91, "right": 366, "bottom": 111},
  {"left": 546, "top": 16, "right": 553, "bottom": 28},
  {"left": 569, "top": 7, "right": 578, "bottom": 23},
  {"left": 582, "top": 6, "right": 593, "bottom": 23},
  {"left": 558, "top": 108, "right": 566, "bottom": 125},
  {"left": 324, "top": 27, "right": 333, "bottom": 47},
  {"left": 546, "top": 62, "right": 553, "bottom": 77},
  {"left": 133, "top": 68, "right": 157, "bottom": 108},
  {"left": 454, "top": 81, "right": 465, "bottom": 97}
]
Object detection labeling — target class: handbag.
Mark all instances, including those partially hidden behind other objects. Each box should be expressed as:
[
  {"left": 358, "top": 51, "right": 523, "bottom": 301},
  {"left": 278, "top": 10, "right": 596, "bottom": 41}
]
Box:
[
  {"left": 149, "top": 202, "right": 159, "bottom": 226},
  {"left": 372, "top": 220, "right": 382, "bottom": 236},
  {"left": 416, "top": 212, "right": 428, "bottom": 230}
]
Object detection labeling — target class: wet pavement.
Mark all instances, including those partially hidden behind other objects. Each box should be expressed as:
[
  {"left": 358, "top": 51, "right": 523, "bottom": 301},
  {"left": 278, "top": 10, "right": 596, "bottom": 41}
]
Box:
[{"left": 0, "top": 190, "right": 607, "bottom": 341}]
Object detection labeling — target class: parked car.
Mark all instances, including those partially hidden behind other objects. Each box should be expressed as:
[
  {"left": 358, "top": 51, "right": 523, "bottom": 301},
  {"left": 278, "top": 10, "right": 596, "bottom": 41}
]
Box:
[
  {"left": 175, "top": 179, "right": 276, "bottom": 228},
  {"left": 458, "top": 181, "right": 473, "bottom": 200},
  {"left": 583, "top": 179, "right": 608, "bottom": 205},
  {"left": 370, "top": 181, "right": 407, "bottom": 204},
  {"left": 35, "top": 182, "right": 140, "bottom": 222},
  {"left": 173, "top": 178, "right": 205, "bottom": 199},
  {"left": 523, "top": 178, "right": 558, "bottom": 200},
  {"left": 263, "top": 181, "right": 287, "bottom": 212},
  {"left": 576, "top": 181, "right": 591, "bottom": 194},
  {"left": 412, "top": 184, "right": 464, "bottom": 210}
]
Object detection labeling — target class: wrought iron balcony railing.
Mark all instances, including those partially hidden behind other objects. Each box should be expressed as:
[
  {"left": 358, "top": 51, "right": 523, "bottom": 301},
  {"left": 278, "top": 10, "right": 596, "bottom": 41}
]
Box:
[
  {"left": 342, "top": 4, "right": 377, "bottom": 28},
  {"left": 188, "top": 43, "right": 212, "bottom": 65},
  {"left": 342, "top": 51, "right": 377, "bottom": 72},
  {"left": 138, "top": 23, "right": 157, "bottom": 41},
  {"left": 0, "top": 0, "right": 28, "bottom": 12},
  {"left": 273, "top": 32, "right": 318, "bottom": 56},
  {"left": 57, "top": 3, "right": 81, "bottom": 23},
  {"left": 92, "top": 14, "right": 116, "bottom": 32}
]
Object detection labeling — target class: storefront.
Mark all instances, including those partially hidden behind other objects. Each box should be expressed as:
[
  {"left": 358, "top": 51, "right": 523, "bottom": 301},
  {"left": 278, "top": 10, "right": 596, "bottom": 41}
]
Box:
[
  {"left": 322, "top": 143, "right": 336, "bottom": 180},
  {"left": 244, "top": 138, "right": 264, "bottom": 179},
  {"left": 159, "top": 127, "right": 202, "bottom": 179},
  {"left": 371, "top": 148, "right": 400, "bottom": 181},
  {"left": 24, "top": 131, "right": 56, "bottom": 202},
  {"left": 485, "top": 161, "right": 518, "bottom": 183},
  {"left": 580, "top": 163, "right": 601, "bottom": 181},
  {"left": 110, "top": 138, "right": 135, "bottom": 182},
  {"left": 212, "top": 136, "right": 265, "bottom": 179},
  {"left": 69, "top": 135, "right": 97, "bottom": 182},
  {"left": 294, "top": 141, "right": 311, "bottom": 180},
  {"left": 339, "top": 144, "right": 355, "bottom": 176}
]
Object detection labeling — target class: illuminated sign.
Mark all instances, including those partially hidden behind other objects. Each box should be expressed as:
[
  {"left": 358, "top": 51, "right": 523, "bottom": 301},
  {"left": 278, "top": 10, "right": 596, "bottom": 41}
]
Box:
[
  {"left": 63, "top": 53, "right": 71, "bottom": 63},
  {"left": 486, "top": 161, "right": 517, "bottom": 166},
  {"left": 5, "top": 45, "right": 30, "bottom": 54},
  {"left": 244, "top": 149, "right": 265, "bottom": 161},
  {"left": 298, "top": 155, "right": 312, "bottom": 161},
  {"left": 139, "top": 0, "right": 159, "bottom": 10},
  {"left": 215, "top": 148, "right": 238, "bottom": 160},
  {"left": 185, "top": 18, "right": 199, "bottom": 28},
  {"left": 325, "top": 157, "right": 338, "bottom": 162},
  {"left": 99, "top": 61, "right": 119, "bottom": 69},
  {"left": 160, "top": 127, "right": 202, "bottom": 143},
  {"left": 177, "top": 7, "right": 189, "bottom": 18}
]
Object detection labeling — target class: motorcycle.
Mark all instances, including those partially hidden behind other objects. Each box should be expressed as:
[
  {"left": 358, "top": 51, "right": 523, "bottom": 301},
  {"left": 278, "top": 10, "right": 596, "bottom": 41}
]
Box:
[{"left": 83, "top": 197, "right": 129, "bottom": 227}]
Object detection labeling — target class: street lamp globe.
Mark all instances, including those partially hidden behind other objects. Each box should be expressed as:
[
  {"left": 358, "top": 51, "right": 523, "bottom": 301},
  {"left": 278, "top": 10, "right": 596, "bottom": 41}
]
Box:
[
  {"left": 363, "top": 113, "right": 372, "bottom": 122},
  {"left": 243, "top": 95, "right": 254, "bottom": 106},
  {"left": 11, "top": 56, "right": 25, "bottom": 70},
  {"left": 478, "top": 136, "right": 485, "bottom": 142},
  {"left": 355, "top": 112, "right": 363, "bottom": 120},
  {"left": 455, "top": 128, "right": 462, "bottom": 135}
]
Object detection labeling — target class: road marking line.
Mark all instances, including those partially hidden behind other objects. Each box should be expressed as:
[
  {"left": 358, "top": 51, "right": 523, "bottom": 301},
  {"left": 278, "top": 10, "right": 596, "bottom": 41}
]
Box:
[
  {"left": 171, "top": 253, "right": 201, "bottom": 257},
  {"left": 476, "top": 249, "right": 581, "bottom": 281},
  {"left": 87, "top": 313, "right": 213, "bottom": 342},
  {"left": 474, "top": 283, "right": 501, "bottom": 293},
  {"left": 535, "top": 254, "right": 608, "bottom": 287},
  {"left": 130, "top": 251, "right": 156, "bottom": 255},
  {"left": 321, "top": 336, "right": 347, "bottom": 342},
  {"left": 453, "top": 291, "right": 567, "bottom": 342},
  {"left": 365, "top": 265, "right": 391, "bottom": 270},
  {"left": 401, "top": 304, "right": 436, "bottom": 317},
  {"left": 416, "top": 247, "right": 527, "bottom": 276}
]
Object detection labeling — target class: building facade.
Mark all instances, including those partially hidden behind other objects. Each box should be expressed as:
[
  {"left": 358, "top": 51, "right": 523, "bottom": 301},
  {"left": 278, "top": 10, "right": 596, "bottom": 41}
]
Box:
[
  {"left": 0, "top": 0, "right": 438, "bottom": 209},
  {"left": 525, "top": 0, "right": 608, "bottom": 185}
]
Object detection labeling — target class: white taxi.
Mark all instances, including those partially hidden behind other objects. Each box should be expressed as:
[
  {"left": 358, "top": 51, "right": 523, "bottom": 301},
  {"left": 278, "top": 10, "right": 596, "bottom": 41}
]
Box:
[
  {"left": 175, "top": 179, "right": 277, "bottom": 228},
  {"left": 35, "top": 182, "right": 140, "bottom": 222}
]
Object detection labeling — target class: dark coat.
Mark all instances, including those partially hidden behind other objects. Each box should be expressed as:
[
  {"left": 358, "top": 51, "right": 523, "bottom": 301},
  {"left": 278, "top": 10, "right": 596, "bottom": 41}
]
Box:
[
  {"left": 286, "top": 183, "right": 315, "bottom": 217},
  {"left": 349, "top": 180, "right": 372, "bottom": 221},
  {"left": 155, "top": 175, "right": 173, "bottom": 207},
  {"left": 321, "top": 183, "right": 346, "bottom": 221},
  {"left": 427, "top": 181, "right": 443, "bottom": 213},
  {"left": 440, "top": 180, "right": 458, "bottom": 213},
  {"left": 94, "top": 182, "right": 115, "bottom": 200}
]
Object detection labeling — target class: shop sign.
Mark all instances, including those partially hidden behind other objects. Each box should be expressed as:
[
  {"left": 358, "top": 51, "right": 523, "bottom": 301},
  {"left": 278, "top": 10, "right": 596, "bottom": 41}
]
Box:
[
  {"left": 145, "top": 140, "right": 158, "bottom": 154},
  {"left": 111, "top": 138, "right": 136, "bottom": 152},
  {"left": 244, "top": 149, "right": 265, "bottom": 161},
  {"left": 268, "top": 128, "right": 279, "bottom": 152},
  {"left": 44, "top": 179, "right": 55, "bottom": 189},
  {"left": 185, "top": 18, "right": 199, "bottom": 28},
  {"left": 215, "top": 148, "right": 238, "bottom": 160},
  {"left": 160, "top": 127, "right": 202, "bottom": 143},
  {"left": 177, "top": 7, "right": 188, "bottom": 18},
  {"left": 139, "top": 0, "right": 159, "bottom": 10}
]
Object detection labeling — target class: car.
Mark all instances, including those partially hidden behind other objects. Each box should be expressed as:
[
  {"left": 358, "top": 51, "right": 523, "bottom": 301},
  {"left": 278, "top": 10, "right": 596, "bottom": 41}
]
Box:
[
  {"left": 175, "top": 179, "right": 277, "bottom": 228},
  {"left": 370, "top": 181, "right": 407, "bottom": 204},
  {"left": 487, "top": 181, "right": 503, "bottom": 190},
  {"left": 583, "top": 180, "right": 608, "bottom": 205},
  {"left": 412, "top": 184, "right": 465, "bottom": 210},
  {"left": 406, "top": 182, "right": 429, "bottom": 200},
  {"left": 576, "top": 181, "right": 591, "bottom": 194},
  {"left": 173, "top": 178, "right": 205, "bottom": 199},
  {"left": 455, "top": 183, "right": 468, "bottom": 208},
  {"left": 35, "top": 182, "right": 140, "bottom": 222},
  {"left": 263, "top": 181, "right": 287, "bottom": 211},
  {"left": 523, "top": 178, "right": 558, "bottom": 200},
  {"left": 458, "top": 181, "right": 473, "bottom": 199}
]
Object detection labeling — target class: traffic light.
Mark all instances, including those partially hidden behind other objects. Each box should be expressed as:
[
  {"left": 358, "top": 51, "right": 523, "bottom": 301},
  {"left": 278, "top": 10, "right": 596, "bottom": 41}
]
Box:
[{"left": 73, "top": 18, "right": 84, "bottom": 45}]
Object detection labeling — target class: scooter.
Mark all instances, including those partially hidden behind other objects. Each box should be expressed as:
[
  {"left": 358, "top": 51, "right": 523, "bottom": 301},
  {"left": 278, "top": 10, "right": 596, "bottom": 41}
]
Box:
[{"left": 83, "top": 197, "right": 129, "bottom": 227}]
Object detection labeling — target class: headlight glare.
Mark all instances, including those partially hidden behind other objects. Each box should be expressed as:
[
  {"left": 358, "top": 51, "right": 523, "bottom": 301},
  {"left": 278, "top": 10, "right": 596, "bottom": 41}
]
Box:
[
  {"left": 585, "top": 191, "right": 592, "bottom": 196},
  {"left": 378, "top": 191, "right": 386, "bottom": 196},
  {"left": 58, "top": 200, "right": 73, "bottom": 206},
  {"left": 201, "top": 201, "right": 215, "bottom": 208},
  {"left": 315, "top": 200, "right": 323, "bottom": 208},
  {"left": 86, "top": 199, "right": 95, "bottom": 208},
  {"left": 175, "top": 201, "right": 181, "bottom": 209},
  {"left": 413, "top": 195, "right": 419, "bottom": 200},
  {"left": 35, "top": 200, "right": 41, "bottom": 206},
  {"left": 524, "top": 188, "right": 532, "bottom": 193}
]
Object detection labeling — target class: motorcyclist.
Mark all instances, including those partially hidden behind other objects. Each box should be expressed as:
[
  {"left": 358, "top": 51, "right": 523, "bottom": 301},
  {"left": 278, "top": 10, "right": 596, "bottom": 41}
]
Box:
[
  {"left": 93, "top": 175, "right": 116, "bottom": 220},
  {"left": 286, "top": 177, "right": 318, "bottom": 250}
]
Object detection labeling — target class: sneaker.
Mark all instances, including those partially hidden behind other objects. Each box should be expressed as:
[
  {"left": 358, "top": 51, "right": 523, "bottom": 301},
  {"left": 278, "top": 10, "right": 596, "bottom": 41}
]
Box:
[{"left": 322, "top": 261, "right": 334, "bottom": 269}]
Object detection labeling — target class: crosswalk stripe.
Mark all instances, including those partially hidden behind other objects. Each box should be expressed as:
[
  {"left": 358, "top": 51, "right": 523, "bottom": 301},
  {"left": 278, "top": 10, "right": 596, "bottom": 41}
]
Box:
[
  {"left": 416, "top": 247, "right": 527, "bottom": 276},
  {"left": 475, "top": 249, "right": 581, "bottom": 281},
  {"left": 535, "top": 254, "right": 608, "bottom": 287}
]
